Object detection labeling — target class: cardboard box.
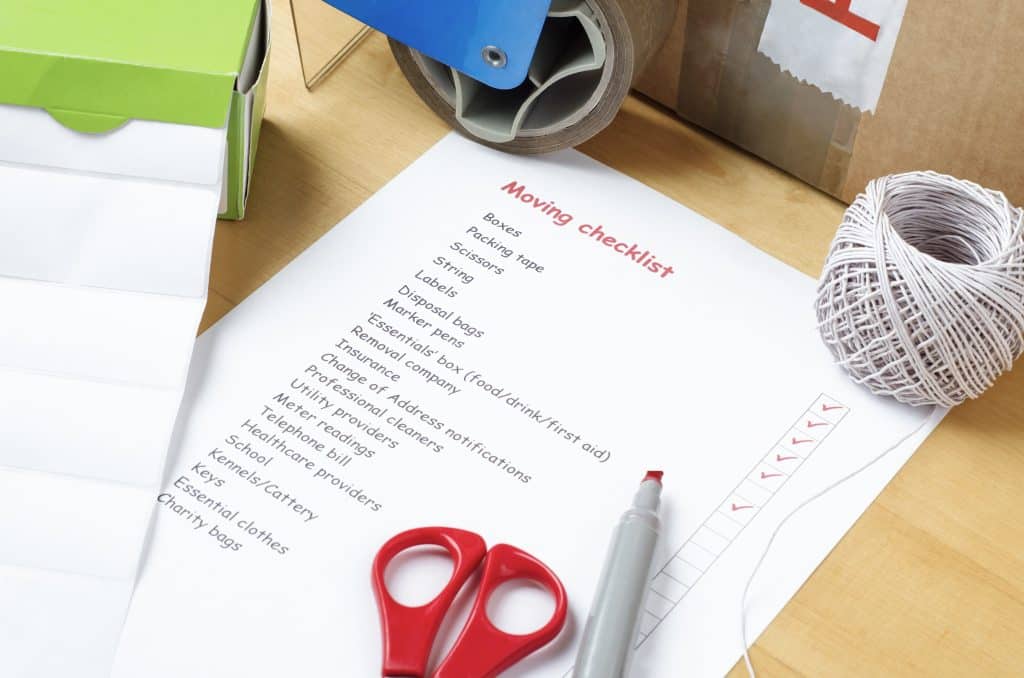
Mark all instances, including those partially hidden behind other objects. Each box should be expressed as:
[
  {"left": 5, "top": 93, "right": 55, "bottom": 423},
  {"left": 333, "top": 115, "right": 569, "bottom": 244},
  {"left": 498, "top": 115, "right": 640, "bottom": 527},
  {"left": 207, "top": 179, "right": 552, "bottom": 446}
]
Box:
[
  {"left": 636, "top": 0, "right": 1024, "bottom": 205},
  {"left": 0, "top": 0, "right": 269, "bottom": 220}
]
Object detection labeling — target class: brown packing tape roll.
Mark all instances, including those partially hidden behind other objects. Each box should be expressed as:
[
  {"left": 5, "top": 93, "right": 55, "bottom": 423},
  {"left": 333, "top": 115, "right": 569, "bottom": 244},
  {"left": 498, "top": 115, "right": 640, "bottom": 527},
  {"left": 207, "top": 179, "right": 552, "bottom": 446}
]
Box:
[{"left": 390, "top": 0, "right": 677, "bottom": 154}]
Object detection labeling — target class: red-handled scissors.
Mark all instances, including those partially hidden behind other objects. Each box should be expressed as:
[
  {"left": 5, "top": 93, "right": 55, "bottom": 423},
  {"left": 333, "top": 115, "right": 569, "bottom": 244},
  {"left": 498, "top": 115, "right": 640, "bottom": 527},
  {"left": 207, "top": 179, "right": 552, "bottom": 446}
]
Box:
[{"left": 371, "top": 526, "right": 569, "bottom": 678}]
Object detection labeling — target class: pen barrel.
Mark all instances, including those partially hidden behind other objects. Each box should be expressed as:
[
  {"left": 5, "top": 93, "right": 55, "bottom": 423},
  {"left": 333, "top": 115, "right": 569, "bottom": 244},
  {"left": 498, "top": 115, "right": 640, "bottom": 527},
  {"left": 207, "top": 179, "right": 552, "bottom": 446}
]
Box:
[{"left": 573, "top": 483, "right": 661, "bottom": 678}]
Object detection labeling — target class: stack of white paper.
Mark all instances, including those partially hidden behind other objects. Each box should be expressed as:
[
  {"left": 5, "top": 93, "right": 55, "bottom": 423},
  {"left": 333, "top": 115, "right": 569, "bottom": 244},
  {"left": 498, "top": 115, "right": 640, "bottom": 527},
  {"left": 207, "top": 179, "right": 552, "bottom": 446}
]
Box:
[{"left": 0, "top": 105, "right": 223, "bottom": 678}]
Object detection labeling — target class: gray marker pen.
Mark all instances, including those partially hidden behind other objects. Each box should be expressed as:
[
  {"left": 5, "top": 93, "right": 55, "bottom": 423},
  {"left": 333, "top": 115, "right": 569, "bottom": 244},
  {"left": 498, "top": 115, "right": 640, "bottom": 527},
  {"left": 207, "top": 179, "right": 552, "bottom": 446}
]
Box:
[{"left": 573, "top": 471, "right": 664, "bottom": 678}]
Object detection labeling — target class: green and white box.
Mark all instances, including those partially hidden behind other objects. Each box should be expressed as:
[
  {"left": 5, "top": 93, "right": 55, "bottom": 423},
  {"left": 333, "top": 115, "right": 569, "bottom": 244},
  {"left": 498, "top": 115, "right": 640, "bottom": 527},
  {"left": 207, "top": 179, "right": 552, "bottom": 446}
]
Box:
[
  {"left": 0, "top": 0, "right": 269, "bottom": 220},
  {"left": 0, "top": 2, "right": 268, "bottom": 676}
]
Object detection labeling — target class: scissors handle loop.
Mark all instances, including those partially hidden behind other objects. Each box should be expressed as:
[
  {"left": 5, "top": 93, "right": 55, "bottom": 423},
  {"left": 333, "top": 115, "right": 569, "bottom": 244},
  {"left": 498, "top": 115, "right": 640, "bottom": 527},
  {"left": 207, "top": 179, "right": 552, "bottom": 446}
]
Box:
[
  {"left": 372, "top": 526, "right": 488, "bottom": 677},
  {"left": 434, "top": 543, "right": 568, "bottom": 678}
]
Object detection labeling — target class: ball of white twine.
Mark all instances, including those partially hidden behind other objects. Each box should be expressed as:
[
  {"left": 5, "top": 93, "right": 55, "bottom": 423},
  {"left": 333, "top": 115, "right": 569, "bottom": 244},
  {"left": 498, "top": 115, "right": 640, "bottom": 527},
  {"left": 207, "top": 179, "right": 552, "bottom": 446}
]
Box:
[{"left": 816, "top": 171, "right": 1024, "bottom": 407}]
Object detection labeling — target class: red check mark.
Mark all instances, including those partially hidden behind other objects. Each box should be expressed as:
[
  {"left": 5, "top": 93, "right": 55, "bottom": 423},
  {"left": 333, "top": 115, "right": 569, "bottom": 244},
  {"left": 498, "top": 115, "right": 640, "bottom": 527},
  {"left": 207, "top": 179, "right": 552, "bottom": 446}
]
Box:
[
  {"left": 761, "top": 471, "right": 783, "bottom": 479},
  {"left": 822, "top": 404, "right": 844, "bottom": 412},
  {"left": 731, "top": 503, "right": 754, "bottom": 511},
  {"left": 791, "top": 437, "right": 814, "bottom": 445},
  {"left": 776, "top": 453, "right": 799, "bottom": 462},
  {"left": 806, "top": 420, "right": 829, "bottom": 428}
]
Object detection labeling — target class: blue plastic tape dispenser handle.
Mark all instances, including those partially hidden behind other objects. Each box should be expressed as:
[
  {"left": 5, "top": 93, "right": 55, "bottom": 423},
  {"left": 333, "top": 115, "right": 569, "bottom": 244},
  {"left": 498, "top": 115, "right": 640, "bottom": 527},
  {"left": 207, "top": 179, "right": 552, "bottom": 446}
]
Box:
[{"left": 319, "top": 0, "right": 553, "bottom": 90}]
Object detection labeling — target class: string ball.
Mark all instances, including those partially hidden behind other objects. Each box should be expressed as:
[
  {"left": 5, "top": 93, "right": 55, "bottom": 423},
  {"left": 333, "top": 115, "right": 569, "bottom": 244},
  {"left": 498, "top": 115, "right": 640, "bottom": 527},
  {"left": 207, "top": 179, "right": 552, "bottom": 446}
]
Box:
[{"left": 815, "top": 171, "right": 1024, "bottom": 407}]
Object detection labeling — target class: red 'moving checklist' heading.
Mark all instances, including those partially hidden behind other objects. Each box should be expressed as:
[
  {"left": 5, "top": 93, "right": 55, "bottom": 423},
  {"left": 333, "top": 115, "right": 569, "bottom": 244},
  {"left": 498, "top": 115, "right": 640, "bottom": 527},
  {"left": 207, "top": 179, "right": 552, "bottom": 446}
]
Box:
[{"left": 499, "top": 181, "right": 676, "bottom": 280}]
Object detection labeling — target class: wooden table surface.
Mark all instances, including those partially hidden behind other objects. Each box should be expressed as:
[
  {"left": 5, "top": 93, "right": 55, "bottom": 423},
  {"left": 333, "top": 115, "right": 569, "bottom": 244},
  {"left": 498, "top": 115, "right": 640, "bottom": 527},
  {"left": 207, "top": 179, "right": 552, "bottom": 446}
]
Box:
[{"left": 205, "top": 2, "right": 1024, "bottom": 674}]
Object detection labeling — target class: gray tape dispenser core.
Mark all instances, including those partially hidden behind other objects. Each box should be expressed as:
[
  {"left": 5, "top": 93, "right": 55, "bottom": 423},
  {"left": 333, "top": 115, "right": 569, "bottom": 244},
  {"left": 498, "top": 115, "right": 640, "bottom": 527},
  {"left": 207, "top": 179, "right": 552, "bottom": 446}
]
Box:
[
  {"left": 301, "top": 0, "right": 676, "bottom": 153},
  {"left": 404, "top": 0, "right": 610, "bottom": 145},
  {"left": 392, "top": 0, "right": 676, "bottom": 153}
]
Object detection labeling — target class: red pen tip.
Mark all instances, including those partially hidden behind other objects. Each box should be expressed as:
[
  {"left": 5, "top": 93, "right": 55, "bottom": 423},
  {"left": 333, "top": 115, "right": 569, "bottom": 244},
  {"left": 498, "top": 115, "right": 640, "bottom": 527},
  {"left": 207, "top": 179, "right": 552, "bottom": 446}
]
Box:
[{"left": 644, "top": 470, "right": 664, "bottom": 484}]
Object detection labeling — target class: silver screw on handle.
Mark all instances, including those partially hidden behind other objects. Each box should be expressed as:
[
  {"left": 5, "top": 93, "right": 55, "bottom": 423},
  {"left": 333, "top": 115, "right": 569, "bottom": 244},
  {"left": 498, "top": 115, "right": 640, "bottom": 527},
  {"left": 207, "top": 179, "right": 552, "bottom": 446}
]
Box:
[{"left": 481, "top": 45, "right": 507, "bottom": 68}]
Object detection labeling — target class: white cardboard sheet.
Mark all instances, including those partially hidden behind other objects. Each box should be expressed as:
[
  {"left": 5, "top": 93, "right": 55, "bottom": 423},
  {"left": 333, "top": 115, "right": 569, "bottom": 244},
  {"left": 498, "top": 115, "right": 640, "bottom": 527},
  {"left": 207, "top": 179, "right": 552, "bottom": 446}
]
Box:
[{"left": 0, "top": 116, "right": 221, "bottom": 677}]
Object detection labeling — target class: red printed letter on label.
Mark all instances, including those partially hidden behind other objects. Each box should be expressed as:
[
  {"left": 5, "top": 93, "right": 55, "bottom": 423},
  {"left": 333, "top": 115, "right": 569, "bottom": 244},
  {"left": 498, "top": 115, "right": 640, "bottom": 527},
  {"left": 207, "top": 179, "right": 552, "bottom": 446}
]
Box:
[{"left": 800, "top": 0, "right": 880, "bottom": 40}]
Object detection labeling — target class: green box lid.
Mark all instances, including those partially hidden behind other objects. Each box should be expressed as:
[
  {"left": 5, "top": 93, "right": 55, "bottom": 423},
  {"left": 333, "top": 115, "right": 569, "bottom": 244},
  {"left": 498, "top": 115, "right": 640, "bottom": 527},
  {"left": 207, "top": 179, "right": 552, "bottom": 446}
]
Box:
[{"left": 0, "top": 0, "right": 261, "bottom": 133}]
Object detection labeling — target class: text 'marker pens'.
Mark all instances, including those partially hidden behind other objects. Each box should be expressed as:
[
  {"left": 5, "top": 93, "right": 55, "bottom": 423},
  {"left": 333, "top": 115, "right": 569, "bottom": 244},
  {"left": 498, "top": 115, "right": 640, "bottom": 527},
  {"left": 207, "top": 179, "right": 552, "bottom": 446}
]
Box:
[{"left": 573, "top": 471, "right": 664, "bottom": 678}]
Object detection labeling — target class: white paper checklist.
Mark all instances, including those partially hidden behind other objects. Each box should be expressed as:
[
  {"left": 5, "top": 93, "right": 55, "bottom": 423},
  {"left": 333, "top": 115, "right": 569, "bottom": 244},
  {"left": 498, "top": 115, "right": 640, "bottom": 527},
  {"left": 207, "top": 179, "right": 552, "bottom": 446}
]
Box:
[{"left": 109, "top": 135, "right": 945, "bottom": 678}]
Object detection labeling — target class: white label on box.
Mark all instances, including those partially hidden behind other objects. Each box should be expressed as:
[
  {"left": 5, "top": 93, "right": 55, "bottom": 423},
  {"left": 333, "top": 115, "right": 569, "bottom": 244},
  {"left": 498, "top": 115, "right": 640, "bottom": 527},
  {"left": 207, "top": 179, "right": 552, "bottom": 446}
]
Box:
[
  {"left": 0, "top": 163, "right": 218, "bottom": 297},
  {"left": 0, "top": 278, "right": 205, "bottom": 387},
  {"left": 758, "top": 0, "right": 908, "bottom": 112},
  {"left": 0, "top": 467, "right": 155, "bottom": 579},
  {"left": 0, "top": 369, "right": 183, "bottom": 487},
  {"left": 0, "top": 103, "right": 226, "bottom": 185}
]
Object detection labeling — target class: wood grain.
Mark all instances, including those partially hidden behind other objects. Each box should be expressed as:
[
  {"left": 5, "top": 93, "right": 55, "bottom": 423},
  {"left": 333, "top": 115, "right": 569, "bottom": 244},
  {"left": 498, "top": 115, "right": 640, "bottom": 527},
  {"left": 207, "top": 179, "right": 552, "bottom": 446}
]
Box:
[{"left": 209, "top": 2, "right": 1024, "bottom": 674}]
